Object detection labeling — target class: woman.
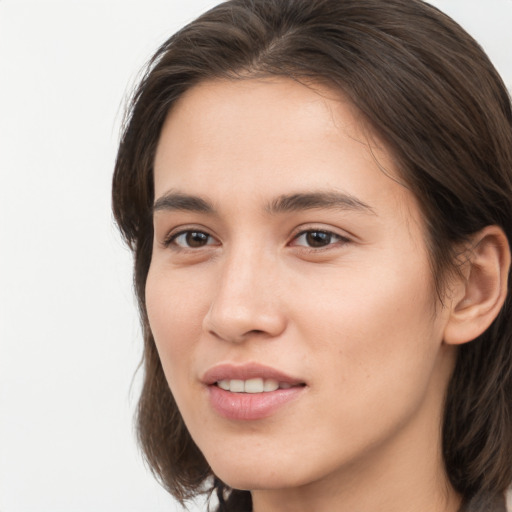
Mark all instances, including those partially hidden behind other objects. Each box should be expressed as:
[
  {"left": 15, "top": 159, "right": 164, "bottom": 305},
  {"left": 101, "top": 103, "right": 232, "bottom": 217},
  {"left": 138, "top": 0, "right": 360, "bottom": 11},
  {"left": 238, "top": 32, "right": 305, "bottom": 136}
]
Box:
[{"left": 112, "top": 0, "right": 512, "bottom": 510}]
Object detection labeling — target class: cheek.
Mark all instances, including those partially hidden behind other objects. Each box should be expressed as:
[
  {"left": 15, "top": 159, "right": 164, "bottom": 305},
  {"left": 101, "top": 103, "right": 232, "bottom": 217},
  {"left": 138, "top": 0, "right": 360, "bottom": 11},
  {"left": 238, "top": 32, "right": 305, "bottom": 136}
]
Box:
[
  {"left": 295, "top": 251, "right": 442, "bottom": 395},
  {"left": 280, "top": 264, "right": 446, "bottom": 466},
  {"left": 145, "top": 265, "right": 208, "bottom": 383}
]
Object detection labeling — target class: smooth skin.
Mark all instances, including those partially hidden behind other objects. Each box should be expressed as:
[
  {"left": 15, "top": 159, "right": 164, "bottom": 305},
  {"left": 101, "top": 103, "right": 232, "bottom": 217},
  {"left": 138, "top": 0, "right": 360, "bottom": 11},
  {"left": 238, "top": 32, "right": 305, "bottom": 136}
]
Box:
[{"left": 146, "top": 78, "right": 509, "bottom": 512}]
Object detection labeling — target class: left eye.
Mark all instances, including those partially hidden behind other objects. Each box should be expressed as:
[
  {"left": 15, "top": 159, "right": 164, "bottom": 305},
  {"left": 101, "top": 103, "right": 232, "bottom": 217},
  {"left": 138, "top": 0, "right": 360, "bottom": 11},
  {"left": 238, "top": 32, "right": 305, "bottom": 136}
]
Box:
[
  {"left": 292, "top": 230, "right": 346, "bottom": 248},
  {"left": 169, "top": 230, "right": 217, "bottom": 248}
]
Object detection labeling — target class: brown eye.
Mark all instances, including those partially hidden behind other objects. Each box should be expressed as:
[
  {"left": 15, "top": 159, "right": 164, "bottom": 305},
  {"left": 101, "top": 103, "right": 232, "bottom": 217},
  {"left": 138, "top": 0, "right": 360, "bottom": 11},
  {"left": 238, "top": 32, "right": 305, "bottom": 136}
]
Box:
[
  {"left": 305, "top": 231, "right": 333, "bottom": 247},
  {"left": 186, "top": 231, "right": 210, "bottom": 247},
  {"left": 292, "top": 230, "right": 348, "bottom": 249},
  {"left": 170, "top": 230, "right": 216, "bottom": 248}
]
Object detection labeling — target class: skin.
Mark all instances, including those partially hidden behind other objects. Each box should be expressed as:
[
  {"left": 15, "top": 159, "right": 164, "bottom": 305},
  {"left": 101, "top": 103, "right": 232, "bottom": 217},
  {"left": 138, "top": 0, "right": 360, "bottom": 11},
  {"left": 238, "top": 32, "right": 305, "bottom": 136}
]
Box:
[{"left": 146, "top": 78, "right": 463, "bottom": 512}]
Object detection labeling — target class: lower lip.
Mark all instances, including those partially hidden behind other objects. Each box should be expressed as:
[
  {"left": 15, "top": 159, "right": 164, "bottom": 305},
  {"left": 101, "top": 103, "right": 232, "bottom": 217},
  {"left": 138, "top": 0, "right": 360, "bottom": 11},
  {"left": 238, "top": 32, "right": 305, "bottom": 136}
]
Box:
[{"left": 208, "top": 385, "right": 305, "bottom": 421}]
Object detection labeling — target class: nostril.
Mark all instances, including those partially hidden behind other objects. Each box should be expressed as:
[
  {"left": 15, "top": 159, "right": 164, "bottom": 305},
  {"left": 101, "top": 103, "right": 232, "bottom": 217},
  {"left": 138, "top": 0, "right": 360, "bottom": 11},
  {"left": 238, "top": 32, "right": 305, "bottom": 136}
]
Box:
[
  {"left": 208, "top": 328, "right": 269, "bottom": 343},
  {"left": 203, "top": 300, "right": 287, "bottom": 343}
]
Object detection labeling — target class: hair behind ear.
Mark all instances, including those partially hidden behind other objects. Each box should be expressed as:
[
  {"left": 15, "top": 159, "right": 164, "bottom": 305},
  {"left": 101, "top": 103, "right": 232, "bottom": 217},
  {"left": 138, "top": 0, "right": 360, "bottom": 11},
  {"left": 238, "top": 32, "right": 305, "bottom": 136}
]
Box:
[
  {"left": 461, "top": 491, "right": 508, "bottom": 512},
  {"left": 442, "top": 227, "right": 512, "bottom": 500},
  {"left": 443, "top": 290, "right": 512, "bottom": 499}
]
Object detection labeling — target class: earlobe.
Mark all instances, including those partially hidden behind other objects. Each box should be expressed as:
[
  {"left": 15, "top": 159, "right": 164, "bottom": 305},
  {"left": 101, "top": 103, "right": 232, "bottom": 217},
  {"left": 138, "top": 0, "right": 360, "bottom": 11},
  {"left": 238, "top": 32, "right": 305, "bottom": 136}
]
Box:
[{"left": 443, "top": 226, "right": 511, "bottom": 346}]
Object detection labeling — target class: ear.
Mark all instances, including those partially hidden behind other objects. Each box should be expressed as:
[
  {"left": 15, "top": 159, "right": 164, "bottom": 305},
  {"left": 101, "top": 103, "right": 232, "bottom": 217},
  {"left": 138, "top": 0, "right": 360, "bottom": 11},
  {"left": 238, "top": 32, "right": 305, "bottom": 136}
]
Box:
[{"left": 443, "top": 225, "right": 511, "bottom": 346}]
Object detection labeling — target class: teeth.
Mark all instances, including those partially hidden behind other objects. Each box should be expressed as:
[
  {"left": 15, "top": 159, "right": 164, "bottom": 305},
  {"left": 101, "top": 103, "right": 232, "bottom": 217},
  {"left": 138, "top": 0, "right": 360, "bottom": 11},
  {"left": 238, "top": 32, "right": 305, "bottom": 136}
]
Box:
[
  {"left": 230, "top": 379, "right": 245, "bottom": 393},
  {"left": 263, "top": 379, "right": 279, "bottom": 392},
  {"left": 217, "top": 380, "right": 230, "bottom": 391},
  {"left": 245, "top": 378, "right": 264, "bottom": 393},
  {"left": 216, "top": 378, "right": 289, "bottom": 393}
]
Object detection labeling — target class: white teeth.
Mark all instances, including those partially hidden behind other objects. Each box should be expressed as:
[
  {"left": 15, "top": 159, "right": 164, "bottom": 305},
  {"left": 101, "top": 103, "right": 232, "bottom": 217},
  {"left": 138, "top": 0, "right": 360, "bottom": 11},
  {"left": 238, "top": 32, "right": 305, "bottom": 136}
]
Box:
[
  {"left": 245, "top": 378, "right": 264, "bottom": 393},
  {"left": 216, "top": 378, "right": 289, "bottom": 393},
  {"left": 263, "top": 379, "right": 279, "bottom": 392},
  {"left": 230, "top": 379, "right": 245, "bottom": 393},
  {"left": 217, "top": 380, "right": 230, "bottom": 391}
]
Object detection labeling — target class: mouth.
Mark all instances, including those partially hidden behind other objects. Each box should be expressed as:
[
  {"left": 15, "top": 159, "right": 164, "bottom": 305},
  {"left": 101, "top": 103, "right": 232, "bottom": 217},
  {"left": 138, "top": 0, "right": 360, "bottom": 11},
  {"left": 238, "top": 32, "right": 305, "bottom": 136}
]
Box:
[
  {"left": 202, "top": 362, "right": 306, "bottom": 390},
  {"left": 215, "top": 378, "right": 305, "bottom": 393},
  {"left": 202, "top": 363, "right": 307, "bottom": 420}
]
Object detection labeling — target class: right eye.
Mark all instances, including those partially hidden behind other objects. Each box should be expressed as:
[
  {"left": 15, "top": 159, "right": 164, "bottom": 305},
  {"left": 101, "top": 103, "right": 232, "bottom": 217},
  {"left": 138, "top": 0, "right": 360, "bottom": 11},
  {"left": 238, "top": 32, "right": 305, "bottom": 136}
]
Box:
[{"left": 166, "top": 230, "right": 218, "bottom": 249}]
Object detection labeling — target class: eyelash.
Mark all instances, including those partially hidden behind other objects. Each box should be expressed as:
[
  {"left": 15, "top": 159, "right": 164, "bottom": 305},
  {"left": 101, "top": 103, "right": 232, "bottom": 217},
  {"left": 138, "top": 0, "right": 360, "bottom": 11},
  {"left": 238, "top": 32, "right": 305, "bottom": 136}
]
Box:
[
  {"left": 163, "top": 230, "right": 218, "bottom": 249},
  {"left": 290, "top": 229, "right": 350, "bottom": 250},
  {"left": 163, "top": 228, "right": 350, "bottom": 251}
]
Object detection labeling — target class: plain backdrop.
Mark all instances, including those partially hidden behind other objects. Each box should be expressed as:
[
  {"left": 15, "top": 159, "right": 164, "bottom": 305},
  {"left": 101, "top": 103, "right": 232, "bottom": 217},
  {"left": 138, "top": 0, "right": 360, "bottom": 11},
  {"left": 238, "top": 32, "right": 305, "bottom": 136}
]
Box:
[{"left": 0, "top": 1, "right": 511, "bottom": 511}]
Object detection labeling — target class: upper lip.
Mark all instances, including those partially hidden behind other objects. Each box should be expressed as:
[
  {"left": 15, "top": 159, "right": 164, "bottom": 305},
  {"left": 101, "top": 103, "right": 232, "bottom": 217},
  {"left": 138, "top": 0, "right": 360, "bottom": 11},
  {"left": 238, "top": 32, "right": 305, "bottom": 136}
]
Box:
[{"left": 202, "top": 362, "right": 305, "bottom": 386}]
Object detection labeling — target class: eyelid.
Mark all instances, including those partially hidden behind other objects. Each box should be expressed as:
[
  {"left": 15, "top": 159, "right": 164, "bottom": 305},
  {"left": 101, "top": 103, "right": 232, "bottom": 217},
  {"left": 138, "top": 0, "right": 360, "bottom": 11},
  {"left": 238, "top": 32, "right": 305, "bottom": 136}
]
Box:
[
  {"left": 288, "top": 226, "right": 352, "bottom": 249},
  {"left": 162, "top": 226, "right": 220, "bottom": 249}
]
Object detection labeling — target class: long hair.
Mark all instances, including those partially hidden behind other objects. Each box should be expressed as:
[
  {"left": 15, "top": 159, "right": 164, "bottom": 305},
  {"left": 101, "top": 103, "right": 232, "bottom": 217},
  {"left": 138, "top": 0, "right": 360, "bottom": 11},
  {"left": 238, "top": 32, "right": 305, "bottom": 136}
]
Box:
[{"left": 112, "top": 1, "right": 512, "bottom": 510}]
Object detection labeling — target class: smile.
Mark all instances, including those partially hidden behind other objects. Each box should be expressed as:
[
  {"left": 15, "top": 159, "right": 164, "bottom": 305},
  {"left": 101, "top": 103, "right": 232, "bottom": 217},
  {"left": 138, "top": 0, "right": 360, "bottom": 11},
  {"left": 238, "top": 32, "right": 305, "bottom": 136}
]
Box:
[
  {"left": 216, "top": 378, "right": 299, "bottom": 393},
  {"left": 203, "top": 363, "right": 307, "bottom": 420}
]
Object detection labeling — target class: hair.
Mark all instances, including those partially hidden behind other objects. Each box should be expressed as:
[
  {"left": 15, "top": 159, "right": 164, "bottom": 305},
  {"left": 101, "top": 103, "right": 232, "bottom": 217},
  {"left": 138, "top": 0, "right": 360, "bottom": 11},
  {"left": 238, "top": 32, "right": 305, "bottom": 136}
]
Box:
[{"left": 112, "top": 0, "right": 512, "bottom": 510}]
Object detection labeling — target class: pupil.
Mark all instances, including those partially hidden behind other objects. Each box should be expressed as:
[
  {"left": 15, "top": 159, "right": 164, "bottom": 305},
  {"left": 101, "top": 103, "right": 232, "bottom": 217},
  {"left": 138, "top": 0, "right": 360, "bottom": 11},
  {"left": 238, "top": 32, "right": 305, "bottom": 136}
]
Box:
[
  {"left": 186, "top": 232, "right": 208, "bottom": 247},
  {"left": 306, "top": 231, "right": 331, "bottom": 247}
]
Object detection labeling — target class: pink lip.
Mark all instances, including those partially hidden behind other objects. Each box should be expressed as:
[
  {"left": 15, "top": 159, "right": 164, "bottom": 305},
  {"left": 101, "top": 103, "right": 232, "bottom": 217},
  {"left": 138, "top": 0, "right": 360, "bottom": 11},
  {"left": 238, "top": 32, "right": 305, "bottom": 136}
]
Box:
[
  {"left": 201, "top": 362, "right": 304, "bottom": 386},
  {"left": 202, "top": 363, "right": 306, "bottom": 421}
]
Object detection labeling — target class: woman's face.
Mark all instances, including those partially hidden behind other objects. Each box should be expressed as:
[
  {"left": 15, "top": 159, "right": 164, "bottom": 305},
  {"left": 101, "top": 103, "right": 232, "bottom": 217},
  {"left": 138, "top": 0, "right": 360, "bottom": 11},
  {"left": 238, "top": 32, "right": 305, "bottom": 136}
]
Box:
[{"left": 147, "top": 78, "right": 456, "bottom": 493}]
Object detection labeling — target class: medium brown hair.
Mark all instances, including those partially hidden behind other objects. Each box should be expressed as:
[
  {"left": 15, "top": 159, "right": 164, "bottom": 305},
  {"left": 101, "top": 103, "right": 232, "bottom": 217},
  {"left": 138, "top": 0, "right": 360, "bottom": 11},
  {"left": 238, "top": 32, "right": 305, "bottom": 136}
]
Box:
[{"left": 112, "top": 1, "right": 512, "bottom": 510}]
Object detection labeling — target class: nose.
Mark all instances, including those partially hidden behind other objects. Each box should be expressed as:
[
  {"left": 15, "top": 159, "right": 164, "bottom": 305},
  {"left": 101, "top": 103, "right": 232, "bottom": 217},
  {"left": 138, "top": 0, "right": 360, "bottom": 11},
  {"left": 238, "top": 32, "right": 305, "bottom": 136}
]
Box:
[{"left": 202, "top": 246, "right": 287, "bottom": 343}]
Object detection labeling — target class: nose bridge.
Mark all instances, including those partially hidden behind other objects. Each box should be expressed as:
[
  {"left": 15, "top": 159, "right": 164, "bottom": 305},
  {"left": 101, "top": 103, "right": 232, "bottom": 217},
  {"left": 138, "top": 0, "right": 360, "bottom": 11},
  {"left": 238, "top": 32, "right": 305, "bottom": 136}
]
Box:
[{"left": 203, "top": 240, "right": 285, "bottom": 342}]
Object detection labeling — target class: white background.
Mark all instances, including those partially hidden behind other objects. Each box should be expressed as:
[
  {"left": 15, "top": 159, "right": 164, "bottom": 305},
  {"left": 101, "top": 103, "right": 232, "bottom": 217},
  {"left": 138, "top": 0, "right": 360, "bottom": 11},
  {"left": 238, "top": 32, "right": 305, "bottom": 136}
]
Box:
[{"left": 0, "top": 1, "right": 511, "bottom": 511}]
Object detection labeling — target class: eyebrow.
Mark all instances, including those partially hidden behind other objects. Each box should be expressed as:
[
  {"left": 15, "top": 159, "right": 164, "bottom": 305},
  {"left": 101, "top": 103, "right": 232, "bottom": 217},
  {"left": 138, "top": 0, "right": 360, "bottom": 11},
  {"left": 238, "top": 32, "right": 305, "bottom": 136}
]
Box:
[
  {"left": 153, "top": 192, "right": 214, "bottom": 214},
  {"left": 152, "top": 190, "right": 374, "bottom": 215},
  {"left": 266, "top": 191, "right": 375, "bottom": 215}
]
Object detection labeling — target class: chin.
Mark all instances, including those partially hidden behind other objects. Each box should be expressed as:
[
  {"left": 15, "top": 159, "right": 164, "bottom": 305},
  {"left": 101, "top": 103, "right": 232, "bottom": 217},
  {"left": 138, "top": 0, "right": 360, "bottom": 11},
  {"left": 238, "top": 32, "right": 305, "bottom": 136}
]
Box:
[
  {"left": 207, "top": 452, "right": 320, "bottom": 492},
  {"left": 216, "top": 470, "right": 300, "bottom": 492}
]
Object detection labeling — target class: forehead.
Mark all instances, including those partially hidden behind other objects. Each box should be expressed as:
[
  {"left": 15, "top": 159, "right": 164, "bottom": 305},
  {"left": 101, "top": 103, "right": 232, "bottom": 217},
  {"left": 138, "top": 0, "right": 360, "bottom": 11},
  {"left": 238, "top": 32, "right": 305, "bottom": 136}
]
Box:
[{"left": 153, "top": 77, "right": 417, "bottom": 224}]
